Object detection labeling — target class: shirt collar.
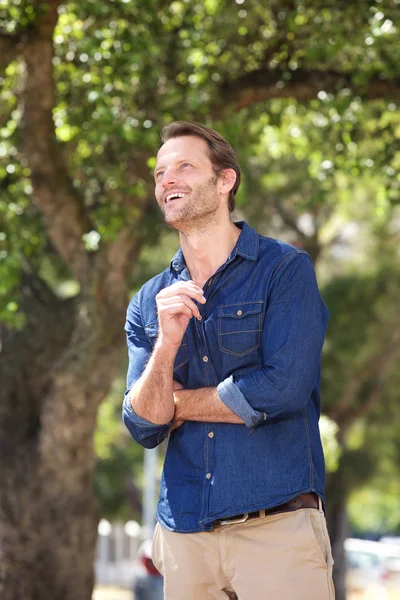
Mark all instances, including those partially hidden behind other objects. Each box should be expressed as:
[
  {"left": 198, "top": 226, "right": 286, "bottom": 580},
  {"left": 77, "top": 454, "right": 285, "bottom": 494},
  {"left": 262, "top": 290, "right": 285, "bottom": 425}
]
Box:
[
  {"left": 170, "top": 247, "right": 186, "bottom": 273},
  {"left": 170, "top": 221, "right": 259, "bottom": 273},
  {"left": 234, "top": 221, "right": 259, "bottom": 261}
]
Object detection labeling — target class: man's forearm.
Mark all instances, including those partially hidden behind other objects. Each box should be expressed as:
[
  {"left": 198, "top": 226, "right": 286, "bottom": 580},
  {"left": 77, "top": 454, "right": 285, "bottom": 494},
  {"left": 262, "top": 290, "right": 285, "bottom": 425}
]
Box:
[
  {"left": 128, "top": 340, "right": 177, "bottom": 425},
  {"left": 174, "top": 387, "right": 244, "bottom": 424}
]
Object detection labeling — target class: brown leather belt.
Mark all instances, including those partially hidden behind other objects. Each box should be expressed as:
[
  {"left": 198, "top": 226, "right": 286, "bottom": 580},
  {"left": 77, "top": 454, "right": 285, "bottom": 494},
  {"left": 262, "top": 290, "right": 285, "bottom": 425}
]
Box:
[{"left": 213, "top": 493, "right": 319, "bottom": 528}]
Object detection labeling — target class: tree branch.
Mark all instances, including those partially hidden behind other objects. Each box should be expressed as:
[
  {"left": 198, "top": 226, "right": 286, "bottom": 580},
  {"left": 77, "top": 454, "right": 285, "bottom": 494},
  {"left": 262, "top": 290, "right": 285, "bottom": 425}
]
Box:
[
  {"left": 348, "top": 337, "right": 400, "bottom": 422},
  {"left": 218, "top": 68, "right": 400, "bottom": 111},
  {"left": 271, "top": 199, "right": 323, "bottom": 262},
  {"left": 0, "top": 30, "right": 31, "bottom": 69},
  {"left": 272, "top": 199, "right": 306, "bottom": 239},
  {"left": 0, "top": 0, "right": 43, "bottom": 70},
  {"left": 100, "top": 226, "right": 144, "bottom": 315},
  {"left": 21, "top": 0, "right": 92, "bottom": 282},
  {"left": 85, "top": 181, "right": 154, "bottom": 317},
  {"left": 332, "top": 330, "right": 400, "bottom": 425}
]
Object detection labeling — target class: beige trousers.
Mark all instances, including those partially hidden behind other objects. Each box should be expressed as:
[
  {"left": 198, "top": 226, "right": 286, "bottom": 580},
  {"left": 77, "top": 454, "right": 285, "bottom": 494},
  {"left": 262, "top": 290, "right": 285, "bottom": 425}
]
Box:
[{"left": 152, "top": 506, "right": 335, "bottom": 599}]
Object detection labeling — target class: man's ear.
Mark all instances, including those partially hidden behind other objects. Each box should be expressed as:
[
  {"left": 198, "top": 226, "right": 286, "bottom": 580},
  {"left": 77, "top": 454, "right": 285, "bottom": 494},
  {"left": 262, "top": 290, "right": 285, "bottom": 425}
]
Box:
[{"left": 218, "top": 168, "right": 236, "bottom": 195}]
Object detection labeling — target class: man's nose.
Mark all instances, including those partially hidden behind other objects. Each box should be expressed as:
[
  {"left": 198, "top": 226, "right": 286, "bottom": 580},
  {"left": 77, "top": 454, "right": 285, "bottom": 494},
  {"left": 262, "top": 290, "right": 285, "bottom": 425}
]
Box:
[{"left": 161, "top": 168, "right": 179, "bottom": 187}]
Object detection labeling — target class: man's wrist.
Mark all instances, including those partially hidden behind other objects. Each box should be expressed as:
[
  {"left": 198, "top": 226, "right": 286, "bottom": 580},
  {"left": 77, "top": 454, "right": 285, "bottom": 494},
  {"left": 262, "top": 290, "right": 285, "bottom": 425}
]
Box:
[
  {"left": 153, "top": 338, "right": 181, "bottom": 367},
  {"left": 155, "top": 336, "right": 182, "bottom": 353}
]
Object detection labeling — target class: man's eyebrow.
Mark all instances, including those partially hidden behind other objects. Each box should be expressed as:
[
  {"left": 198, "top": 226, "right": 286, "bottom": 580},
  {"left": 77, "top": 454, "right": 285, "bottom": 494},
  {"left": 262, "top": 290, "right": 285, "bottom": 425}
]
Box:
[{"left": 154, "top": 158, "right": 196, "bottom": 174}]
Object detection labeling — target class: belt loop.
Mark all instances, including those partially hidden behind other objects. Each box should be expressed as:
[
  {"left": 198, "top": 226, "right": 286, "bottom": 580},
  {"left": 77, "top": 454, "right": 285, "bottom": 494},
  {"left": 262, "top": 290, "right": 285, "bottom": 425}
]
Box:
[
  {"left": 318, "top": 495, "right": 323, "bottom": 512},
  {"left": 259, "top": 509, "right": 266, "bottom": 519}
]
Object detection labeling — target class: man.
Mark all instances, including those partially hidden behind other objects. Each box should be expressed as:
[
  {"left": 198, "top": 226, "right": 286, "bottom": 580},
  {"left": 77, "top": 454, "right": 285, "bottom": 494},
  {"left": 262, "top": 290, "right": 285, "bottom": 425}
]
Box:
[{"left": 123, "top": 121, "right": 335, "bottom": 599}]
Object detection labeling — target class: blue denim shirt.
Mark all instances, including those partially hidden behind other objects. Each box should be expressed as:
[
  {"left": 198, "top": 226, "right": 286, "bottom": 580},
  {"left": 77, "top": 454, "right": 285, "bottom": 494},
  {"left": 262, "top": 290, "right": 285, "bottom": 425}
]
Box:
[{"left": 123, "top": 222, "right": 329, "bottom": 533}]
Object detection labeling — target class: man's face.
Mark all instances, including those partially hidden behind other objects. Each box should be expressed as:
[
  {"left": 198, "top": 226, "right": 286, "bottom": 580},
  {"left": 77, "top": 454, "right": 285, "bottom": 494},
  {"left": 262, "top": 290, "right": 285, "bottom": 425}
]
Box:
[{"left": 154, "top": 135, "right": 221, "bottom": 229}]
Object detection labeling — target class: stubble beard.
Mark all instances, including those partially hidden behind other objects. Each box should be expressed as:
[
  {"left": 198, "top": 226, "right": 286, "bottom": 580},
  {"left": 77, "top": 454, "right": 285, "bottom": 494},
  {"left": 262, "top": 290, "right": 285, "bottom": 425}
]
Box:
[{"left": 162, "top": 175, "right": 220, "bottom": 234}]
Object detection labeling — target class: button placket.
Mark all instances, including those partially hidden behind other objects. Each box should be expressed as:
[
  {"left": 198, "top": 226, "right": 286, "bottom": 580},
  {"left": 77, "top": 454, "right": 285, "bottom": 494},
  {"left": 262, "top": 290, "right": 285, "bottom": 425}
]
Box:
[
  {"left": 195, "top": 318, "right": 212, "bottom": 387},
  {"left": 196, "top": 282, "right": 218, "bottom": 388}
]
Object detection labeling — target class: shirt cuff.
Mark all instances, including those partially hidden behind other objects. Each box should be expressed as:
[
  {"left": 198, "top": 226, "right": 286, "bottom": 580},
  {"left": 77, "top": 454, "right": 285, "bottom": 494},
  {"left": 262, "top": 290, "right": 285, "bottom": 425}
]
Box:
[
  {"left": 123, "top": 396, "right": 172, "bottom": 435},
  {"left": 217, "top": 376, "right": 264, "bottom": 428}
]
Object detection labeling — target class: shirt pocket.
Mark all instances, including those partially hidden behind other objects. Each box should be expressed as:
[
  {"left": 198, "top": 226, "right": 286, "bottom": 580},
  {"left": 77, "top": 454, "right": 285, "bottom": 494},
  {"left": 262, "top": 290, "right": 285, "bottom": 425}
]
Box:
[
  {"left": 218, "top": 301, "right": 263, "bottom": 357},
  {"left": 144, "top": 321, "right": 188, "bottom": 372}
]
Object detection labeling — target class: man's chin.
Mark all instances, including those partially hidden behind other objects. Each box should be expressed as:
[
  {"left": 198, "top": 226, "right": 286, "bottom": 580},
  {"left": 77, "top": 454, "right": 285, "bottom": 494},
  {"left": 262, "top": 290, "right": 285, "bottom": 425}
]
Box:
[
  {"left": 163, "top": 209, "right": 188, "bottom": 228},
  {"left": 162, "top": 215, "right": 182, "bottom": 232}
]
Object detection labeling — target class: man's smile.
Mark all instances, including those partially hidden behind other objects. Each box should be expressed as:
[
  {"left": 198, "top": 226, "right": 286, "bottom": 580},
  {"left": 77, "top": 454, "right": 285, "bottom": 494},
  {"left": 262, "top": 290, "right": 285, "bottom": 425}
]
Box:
[{"left": 164, "top": 191, "right": 189, "bottom": 204}]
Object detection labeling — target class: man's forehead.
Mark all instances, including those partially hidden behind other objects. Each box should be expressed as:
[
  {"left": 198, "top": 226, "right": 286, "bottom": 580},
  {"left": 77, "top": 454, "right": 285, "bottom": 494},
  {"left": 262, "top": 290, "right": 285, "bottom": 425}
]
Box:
[{"left": 156, "top": 135, "right": 210, "bottom": 164}]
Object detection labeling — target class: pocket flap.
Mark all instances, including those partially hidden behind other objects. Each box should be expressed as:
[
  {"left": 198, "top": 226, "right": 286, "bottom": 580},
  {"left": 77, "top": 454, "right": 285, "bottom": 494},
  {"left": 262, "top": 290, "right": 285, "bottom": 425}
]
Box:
[{"left": 218, "top": 301, "right": 263, "bottom": 319}]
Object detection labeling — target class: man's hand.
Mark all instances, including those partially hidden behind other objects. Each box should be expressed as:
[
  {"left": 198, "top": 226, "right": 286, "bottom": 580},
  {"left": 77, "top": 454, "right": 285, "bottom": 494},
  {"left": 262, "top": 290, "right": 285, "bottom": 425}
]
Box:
[{"left": 156, "top": 280, "right": 206, "bottom": 347}]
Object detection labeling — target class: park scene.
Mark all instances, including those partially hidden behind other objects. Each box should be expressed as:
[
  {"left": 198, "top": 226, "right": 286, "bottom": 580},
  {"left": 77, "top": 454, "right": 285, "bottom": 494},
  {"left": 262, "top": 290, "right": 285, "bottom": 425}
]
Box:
[{"left": 1, "top": 0, "right": 400, "bottom": 599}]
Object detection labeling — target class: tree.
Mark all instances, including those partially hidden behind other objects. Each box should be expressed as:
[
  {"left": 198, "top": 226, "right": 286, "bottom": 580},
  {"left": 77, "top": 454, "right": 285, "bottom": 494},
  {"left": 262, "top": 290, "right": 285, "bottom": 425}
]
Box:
[{"left": 0, "top": 1, "right": 399, "bottom": 599}]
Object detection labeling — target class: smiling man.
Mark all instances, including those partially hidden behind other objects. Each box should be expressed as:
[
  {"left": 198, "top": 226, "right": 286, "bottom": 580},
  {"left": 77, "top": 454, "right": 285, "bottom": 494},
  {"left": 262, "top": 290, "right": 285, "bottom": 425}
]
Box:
[{"left": 123, "top": 121, "right": 335, "bottom": 600}]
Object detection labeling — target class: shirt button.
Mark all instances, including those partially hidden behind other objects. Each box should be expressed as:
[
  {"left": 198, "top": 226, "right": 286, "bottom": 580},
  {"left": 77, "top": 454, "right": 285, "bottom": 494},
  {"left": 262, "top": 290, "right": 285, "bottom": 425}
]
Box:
[
  {"left": 208, "top": 432, "right": 214, "bottom": 439},
  {"left": 206, "top": 473, "right": 211, "bottom": 479},
  {"left": 202, "top": 355, "right": 209, "bottom": 362},
  {"left": 198, "top": 315, "right": 202, "bottom": 321},
  {"left": 237, "top": 309, "right": 243, "bottom": 316}
]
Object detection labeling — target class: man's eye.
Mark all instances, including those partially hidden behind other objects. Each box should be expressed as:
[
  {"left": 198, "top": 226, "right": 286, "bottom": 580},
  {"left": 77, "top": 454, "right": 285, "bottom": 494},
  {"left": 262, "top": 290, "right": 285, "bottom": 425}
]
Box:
[
  {"left": 181, "top": 163, "right": 192, "bottom": 168},
  {"left": 155, "top": 171, "right": 164, "bottom": 179}
]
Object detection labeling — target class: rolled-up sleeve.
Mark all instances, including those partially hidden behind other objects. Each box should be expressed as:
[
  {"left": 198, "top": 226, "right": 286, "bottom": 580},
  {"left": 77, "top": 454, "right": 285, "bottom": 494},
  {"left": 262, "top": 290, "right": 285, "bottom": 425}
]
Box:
[
  {"left": 217, "top": 377, "right": 264, "bottom": 427},
  {"left": 217, "top": 253, "right": 329, "bottom": 427},
  {"left": 122, "top": 292, "right": 171, "bottom": 448}
]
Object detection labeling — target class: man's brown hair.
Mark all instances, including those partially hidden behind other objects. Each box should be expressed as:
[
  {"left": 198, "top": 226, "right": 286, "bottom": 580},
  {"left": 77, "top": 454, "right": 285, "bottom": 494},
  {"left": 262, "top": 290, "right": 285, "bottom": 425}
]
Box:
[{"left": 160, "top": 121, "right": 241, "bottom": 212}]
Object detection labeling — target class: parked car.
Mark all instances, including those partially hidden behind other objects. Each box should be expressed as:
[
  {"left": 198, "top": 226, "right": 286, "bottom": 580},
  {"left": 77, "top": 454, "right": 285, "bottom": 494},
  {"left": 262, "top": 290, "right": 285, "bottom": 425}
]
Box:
[
  {"left": 379, "top": 537, "right": 400, "bottom": 588},
  {"left": 345, "top": 537, "right": 400, "bottom": 598},
  {"left": 380, "top": 536, "right": 400, "bottom": 546},
  {"left": 132, "top": 539, "right": 163, "bottom": 600}
]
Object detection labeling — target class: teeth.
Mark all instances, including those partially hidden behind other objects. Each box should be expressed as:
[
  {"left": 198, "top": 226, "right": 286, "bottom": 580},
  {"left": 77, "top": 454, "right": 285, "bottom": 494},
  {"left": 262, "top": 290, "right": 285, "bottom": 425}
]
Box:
[{"left": 165, "top": 192, "right": 186, "bottom": 203}]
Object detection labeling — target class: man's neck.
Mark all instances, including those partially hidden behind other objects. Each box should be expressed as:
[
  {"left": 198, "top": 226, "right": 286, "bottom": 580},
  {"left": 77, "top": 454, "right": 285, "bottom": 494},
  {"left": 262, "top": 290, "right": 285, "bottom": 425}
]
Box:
[{"left": 179, "top": 220, "right": 241, "bottom": 287}]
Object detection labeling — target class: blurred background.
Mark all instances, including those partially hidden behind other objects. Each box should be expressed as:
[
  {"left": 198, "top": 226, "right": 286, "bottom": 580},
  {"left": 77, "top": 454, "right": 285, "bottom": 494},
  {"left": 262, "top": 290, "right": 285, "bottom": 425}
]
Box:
[{"left": 0, "top": 1, "right": 399, "bottom": 599}]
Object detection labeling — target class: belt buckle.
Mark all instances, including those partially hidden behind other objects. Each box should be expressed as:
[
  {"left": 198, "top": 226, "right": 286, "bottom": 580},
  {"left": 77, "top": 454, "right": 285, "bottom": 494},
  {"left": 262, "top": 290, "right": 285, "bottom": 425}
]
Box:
[{"left": 218, "top": 513, "right": 249, "bottom": 526}]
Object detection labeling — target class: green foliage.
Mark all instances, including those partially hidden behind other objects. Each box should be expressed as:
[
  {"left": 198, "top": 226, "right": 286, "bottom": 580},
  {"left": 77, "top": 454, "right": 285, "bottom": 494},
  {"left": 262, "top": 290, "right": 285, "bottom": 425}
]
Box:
[
  {"left": 322, "top": 268, "right": 399, "bottom": 409},
  {"left": 319, "top": 415, "right": 341, "bottom": 473},
  {"left": 0, "top": 0, "right": 41, "bottom": 32},
  {"left": 348, "top": 413, "right": 400, "bottom": 535},
  {"left": 94, "top": 372, "right": 145, "bottom": 521}
]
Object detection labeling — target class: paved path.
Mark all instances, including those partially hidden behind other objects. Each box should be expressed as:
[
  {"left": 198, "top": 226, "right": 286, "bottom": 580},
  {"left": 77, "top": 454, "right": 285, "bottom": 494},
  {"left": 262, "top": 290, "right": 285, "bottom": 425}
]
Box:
[{"left": 93, "top": 586, "right": 132, "bottom": 600}]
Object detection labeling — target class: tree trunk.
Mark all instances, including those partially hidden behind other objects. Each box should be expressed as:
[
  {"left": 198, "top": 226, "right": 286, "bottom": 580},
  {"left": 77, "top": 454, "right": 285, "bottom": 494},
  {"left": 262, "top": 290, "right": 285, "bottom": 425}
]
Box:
[
  {"left": 0, "top": 3, "right": 146, "bottom": 593},
  {"left": 0, "top": 274, "right": 127, "bottom": 600},
  {"left": 326, "top": 494, "right": 349, "bottom": 600},
  {"left": 325, "top": 458, "right": 350, "bottom": 600}
]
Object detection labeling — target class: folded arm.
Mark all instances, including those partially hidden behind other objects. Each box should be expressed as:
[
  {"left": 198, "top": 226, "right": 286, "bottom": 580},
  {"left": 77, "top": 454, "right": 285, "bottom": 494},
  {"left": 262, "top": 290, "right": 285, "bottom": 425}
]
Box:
[
  {"left": 123, "top": 280, "right": 207, "bottom": 448},
  {"left": 216, "top": 253, "right": 329, "bottom": 427},
  {"left": 172, "top": 254, "right": 328, "bottom": 429},
  {"left": 173, "top": 387, "right": 244, "bottom": 424},
  {"left": 124, "top": 253, "right": 329, "bottom": 441}
]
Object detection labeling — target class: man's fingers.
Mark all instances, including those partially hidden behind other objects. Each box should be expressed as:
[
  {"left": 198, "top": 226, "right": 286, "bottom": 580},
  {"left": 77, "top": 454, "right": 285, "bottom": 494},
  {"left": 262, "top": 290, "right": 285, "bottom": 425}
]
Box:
[
  {"left": 158, "top": 294, "right": 202, "bottom": 319},
  {"left": 168, "top": 420, "right": 184, "bottom": 435},
  {"left": 172, "top": 380, "right": 184, "bottom": 391},
  {"left": 158, "top": 302, "right": 194, "bottom": 320},
  {"left": 157, "top": 282, "right": 206, "bottom": 305}
]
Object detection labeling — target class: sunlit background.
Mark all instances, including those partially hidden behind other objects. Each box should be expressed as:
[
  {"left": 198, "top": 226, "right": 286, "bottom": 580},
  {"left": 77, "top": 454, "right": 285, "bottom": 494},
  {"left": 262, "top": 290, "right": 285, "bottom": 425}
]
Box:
[{"left": 1, "top": 1, "right": 400, "bottom": 599}]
